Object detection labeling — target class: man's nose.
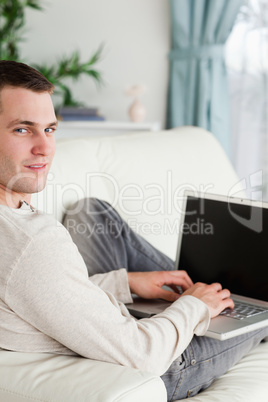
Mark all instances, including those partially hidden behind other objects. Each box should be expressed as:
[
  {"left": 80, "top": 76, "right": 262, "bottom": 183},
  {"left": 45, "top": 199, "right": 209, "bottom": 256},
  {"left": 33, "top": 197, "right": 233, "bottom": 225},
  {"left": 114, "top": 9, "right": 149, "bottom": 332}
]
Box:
[{"left": 31, "top": 131, "right": 55, "bottom": 156}]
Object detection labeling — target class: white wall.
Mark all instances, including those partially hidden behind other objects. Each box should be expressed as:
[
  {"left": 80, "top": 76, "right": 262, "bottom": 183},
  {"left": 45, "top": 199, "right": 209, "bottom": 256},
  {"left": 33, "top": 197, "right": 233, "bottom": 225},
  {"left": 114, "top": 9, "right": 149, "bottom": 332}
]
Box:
[{"left": 21, "top": 0, "right": 171, "bottom": 128}]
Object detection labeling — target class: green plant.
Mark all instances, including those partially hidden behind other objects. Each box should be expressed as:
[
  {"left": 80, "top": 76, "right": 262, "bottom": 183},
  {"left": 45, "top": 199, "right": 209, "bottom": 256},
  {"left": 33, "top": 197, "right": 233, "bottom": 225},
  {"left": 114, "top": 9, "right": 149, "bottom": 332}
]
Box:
[
  {"left": 0, "top": 0, "right": 103, "bottom": 107},
  {"left": 0, "top": 0, "right": 42, "bottom": 60},
  {"left": 33, "top": 46, "right": 103, "bottom": 108}
]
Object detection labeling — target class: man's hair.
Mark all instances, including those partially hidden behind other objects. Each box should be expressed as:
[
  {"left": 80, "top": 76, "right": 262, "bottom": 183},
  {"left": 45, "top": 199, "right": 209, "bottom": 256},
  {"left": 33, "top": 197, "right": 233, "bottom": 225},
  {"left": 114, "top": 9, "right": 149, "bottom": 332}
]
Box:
[{"left": 0, "top": 60, "right": 54, "bottom": 94}]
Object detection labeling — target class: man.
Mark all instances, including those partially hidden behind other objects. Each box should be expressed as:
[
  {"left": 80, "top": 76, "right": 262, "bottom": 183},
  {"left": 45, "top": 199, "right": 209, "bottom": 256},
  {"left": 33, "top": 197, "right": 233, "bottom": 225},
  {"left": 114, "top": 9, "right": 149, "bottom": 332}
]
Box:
[{"left": 0, "top": 60, "right": 267, "bottom": 401}]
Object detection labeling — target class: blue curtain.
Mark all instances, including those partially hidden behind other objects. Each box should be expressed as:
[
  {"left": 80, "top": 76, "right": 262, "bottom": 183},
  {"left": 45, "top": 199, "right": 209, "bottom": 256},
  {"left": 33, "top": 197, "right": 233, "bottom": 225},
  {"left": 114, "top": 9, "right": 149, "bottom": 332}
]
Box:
[{"left": 167, "top": 0, "right": 243, "bottom": 155}]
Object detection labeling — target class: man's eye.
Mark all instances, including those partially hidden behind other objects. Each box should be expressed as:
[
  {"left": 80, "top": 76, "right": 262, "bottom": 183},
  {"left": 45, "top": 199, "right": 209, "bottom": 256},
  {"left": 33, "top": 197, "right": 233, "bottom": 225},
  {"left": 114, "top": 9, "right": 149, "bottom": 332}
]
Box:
[
  {"left": 45, "top": 128, "right": 55, "bottom": 134},
  {"left": 15, "top": 128, "right": 27, "bottom": 134}
]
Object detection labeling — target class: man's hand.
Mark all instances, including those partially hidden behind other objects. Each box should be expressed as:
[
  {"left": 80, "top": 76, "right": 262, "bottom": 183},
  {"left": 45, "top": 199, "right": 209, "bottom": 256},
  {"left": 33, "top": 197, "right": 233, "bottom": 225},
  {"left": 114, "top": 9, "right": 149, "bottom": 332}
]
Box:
[
  {"left": 127, "top": 271, "right": 234, "bottom": 318},
  {"left": 182, "top": 282, "right": 235, "bottom": 318},
  {"left": 127, "top": 270, "right": 194, "bottom": 302}
]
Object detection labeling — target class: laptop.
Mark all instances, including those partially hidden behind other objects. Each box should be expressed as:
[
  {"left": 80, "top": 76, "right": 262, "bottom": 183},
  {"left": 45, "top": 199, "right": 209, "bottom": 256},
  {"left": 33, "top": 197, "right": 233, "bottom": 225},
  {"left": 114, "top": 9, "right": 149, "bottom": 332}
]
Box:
[{"left": 126, "top": 192, "right": 268, "bottom": 340}]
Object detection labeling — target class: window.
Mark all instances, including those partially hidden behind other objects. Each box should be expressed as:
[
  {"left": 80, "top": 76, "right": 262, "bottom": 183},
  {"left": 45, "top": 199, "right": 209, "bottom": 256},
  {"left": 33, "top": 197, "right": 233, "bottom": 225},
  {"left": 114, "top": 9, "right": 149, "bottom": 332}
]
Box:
[{"left": 225, "top": 0, "right": 268, "bottom": 200}]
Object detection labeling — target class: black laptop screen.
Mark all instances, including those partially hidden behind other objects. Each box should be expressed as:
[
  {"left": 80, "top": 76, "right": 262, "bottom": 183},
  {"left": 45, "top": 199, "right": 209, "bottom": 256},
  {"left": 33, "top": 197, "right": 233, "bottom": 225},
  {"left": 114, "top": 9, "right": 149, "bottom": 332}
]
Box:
[{"left": 177, "top": 196, "right": 268, "bottom": 302}]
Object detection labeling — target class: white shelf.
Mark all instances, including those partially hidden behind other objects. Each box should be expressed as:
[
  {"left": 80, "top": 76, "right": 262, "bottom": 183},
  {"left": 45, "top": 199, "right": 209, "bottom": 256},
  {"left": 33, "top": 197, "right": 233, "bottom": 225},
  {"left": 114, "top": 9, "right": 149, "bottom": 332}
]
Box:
[
  {"left": 56, "top": 121, "right": 160, "bottom": 139},
  {"left": 58, "top": 121, "right": 160, "bottom": 131}
]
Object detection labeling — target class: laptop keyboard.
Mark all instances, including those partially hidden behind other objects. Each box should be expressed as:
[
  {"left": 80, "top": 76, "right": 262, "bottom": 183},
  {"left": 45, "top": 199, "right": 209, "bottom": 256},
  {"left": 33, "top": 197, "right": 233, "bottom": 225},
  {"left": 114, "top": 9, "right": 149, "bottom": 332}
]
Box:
[{"left": 220, "top": 301, "right": 268, "bottom": 320}]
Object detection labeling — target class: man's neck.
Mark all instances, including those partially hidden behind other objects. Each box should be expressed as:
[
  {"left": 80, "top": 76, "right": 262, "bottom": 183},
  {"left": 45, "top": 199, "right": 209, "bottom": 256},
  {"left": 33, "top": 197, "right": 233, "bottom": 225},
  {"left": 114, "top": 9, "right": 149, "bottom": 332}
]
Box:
[{"left": 0, "top": 186, "right": 31, "bottom": 209}]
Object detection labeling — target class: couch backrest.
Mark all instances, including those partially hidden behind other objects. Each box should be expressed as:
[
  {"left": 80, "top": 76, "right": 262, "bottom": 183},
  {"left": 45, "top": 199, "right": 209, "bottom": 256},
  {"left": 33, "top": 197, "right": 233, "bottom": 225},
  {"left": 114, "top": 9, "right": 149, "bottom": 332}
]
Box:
[{"left": 31, "top": 126, "right": 242, "bottom": 259}]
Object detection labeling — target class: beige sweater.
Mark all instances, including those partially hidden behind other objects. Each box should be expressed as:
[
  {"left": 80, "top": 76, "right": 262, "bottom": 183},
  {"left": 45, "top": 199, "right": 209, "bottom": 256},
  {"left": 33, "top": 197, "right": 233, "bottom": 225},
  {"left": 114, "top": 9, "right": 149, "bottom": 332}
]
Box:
[{"left": 0, "top": 203, "right": 210, "bottom": 376}]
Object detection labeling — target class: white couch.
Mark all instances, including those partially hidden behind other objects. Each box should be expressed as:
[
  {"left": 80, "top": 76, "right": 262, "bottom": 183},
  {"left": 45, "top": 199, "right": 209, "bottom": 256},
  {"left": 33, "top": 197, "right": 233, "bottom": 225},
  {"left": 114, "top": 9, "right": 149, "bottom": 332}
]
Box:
[{"left": 1, "top": 127, "right": 267, "bottom": 401}]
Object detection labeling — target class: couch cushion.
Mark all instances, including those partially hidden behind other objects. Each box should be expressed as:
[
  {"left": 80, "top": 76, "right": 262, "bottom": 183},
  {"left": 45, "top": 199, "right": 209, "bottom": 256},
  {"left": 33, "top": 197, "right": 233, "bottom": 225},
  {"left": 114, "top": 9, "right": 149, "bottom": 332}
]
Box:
[
  {"left": 32, "top": 127, "right": 243, "bottom": 259},
  {"left": 178, "top": 341, "right": 268, "bottom": 401}
]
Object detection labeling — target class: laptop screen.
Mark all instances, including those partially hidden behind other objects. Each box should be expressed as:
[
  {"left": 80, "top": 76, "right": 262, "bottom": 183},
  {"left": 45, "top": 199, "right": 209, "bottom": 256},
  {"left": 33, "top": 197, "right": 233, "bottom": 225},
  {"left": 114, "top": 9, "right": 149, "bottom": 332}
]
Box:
[{"left": 176, "top": 194, "right": 268, "bottom": 302}]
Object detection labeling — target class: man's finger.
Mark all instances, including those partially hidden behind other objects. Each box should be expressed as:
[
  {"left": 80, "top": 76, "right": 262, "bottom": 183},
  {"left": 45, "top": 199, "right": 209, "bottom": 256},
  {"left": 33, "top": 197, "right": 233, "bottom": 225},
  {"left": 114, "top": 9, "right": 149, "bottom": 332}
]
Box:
[
  {"left": 168, "top": 284, "right": 182, "bottom": 294},
  {"left": 165, "top": 273, "right": 194, "bottom": 290},
  {"left": 210, "top": 282, "right": 223, "bottom": 292}
]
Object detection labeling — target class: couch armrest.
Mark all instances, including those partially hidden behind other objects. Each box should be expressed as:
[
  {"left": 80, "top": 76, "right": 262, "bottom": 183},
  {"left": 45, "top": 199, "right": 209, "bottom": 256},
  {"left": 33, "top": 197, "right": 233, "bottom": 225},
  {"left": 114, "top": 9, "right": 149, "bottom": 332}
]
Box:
[{"left": 0, "top": 351, "right": 167, "bottom": 402}]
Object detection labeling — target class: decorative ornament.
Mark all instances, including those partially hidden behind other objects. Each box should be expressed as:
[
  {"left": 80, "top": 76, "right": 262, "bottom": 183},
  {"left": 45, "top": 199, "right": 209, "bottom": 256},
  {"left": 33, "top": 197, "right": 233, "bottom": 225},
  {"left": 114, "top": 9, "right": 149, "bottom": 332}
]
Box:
[{"left": 125, "top": 85, "right": 147, "bottom": 122}]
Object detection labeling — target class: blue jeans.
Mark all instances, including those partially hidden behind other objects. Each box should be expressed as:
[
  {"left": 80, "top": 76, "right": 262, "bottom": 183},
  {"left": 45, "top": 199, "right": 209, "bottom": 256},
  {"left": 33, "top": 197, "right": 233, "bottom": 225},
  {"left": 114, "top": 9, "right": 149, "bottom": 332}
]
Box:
[{"left": 63, "top": 198, "right": 268, "bottom": 401}]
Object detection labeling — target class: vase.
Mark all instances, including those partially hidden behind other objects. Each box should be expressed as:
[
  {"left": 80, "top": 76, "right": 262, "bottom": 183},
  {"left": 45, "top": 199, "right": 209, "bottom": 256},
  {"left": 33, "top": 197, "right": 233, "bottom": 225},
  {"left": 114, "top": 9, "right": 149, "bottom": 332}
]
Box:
[{"left": 128, "top": 98, "right": 146, "bottom": 122}]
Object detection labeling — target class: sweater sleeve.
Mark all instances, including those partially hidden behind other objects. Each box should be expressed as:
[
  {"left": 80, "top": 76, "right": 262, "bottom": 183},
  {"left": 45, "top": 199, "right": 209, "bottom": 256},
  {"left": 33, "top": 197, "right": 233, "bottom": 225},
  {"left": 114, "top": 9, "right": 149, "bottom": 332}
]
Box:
[
  {"left": 6, "top": 228, "right": 210, "bottom": 376},
  {"left": 89, "top": 270, "right": 133, "bottom": 304}
]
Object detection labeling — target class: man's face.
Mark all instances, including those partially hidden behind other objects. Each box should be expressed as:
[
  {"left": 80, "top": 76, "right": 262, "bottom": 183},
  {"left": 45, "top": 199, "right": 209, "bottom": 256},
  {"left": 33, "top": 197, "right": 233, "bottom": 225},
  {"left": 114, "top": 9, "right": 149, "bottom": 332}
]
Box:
[{"left": 0, "top": 86, "right": 57, "bottom": 204}]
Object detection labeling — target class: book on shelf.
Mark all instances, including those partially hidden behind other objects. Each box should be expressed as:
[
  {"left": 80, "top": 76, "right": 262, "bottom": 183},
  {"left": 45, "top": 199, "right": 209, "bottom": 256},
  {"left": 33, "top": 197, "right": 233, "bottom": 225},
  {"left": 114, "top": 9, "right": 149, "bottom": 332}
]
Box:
[
  {"left": 57, "top": 106, "right": 105, "bottom": 121},
  {"left": 59, "top": 115, "right": 105, "bottom": 122}
]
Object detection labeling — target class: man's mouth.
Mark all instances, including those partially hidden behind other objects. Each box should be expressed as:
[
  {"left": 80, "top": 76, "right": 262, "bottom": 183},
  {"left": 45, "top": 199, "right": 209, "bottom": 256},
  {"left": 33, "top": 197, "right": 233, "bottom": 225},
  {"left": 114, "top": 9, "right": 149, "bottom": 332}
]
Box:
[{"left": 25, "top": 164, "right": 48, "bottom": 172}]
